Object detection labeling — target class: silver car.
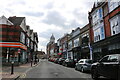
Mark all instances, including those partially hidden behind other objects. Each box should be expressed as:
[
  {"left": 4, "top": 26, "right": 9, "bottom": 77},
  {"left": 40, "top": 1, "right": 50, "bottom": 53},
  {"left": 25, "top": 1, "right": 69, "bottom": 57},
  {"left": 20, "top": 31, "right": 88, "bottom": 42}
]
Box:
[{"left": 75, "top": 59, "right": 93, "bottom": 72}]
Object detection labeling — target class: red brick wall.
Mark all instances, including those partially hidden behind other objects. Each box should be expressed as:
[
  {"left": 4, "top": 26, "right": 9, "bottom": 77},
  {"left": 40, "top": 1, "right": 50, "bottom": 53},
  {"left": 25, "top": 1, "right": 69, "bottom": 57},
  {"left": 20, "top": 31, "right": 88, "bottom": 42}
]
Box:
[
  {"left": 104, "top": 6, "right": 120, "bottom": 38},
  {"left": 104, "top": 15, "right": 111, "bottom": 37},
  {"left": 0, "top": 24, "right": 21, "bottom": 42},
  {"left": 109, "top": 7, "right": 120, "bottom": 18},
  {"left": 89, "top": 26, "right": 94, "bottom": 43}
]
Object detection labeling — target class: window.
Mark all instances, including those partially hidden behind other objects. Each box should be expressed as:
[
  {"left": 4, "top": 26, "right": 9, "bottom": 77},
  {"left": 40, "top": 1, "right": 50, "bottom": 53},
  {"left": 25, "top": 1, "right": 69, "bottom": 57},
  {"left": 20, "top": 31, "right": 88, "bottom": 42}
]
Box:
[
  {"left": 94, "top": 25, "right": 105, "bottom": 42},
  {"left": 98, "top": 8, "right": 103, "bottom": 19},
  {"left": 110, "top": 15, "right": 120, "bottom": 36},
  {"left": 68, "top": 41, "right": 72, "bottom": 49},
  {"left": 109, "top": 55, "right": 118, "bottom": 62},
  {"left": 101, "top": 26, "right": 105, "bottom": 39},
  {"left": 109, "top": 1, "right": 119, "bottom": 12},
  {"left": 27, "top": 38, "right": 30, "bottom": 47},
  {"left": 74, "top": 38, "right": 79, "bottom": 47},
  {"left": 82, "top": 36, "right": 89, "bottom": 44},
  {"left": 86, "top": 60, "right": 93, "bottom": 64},
  {"left": 100, "top": 56, "right": 109, "bottom": 62},
  {"left": 20, "top": 32, "right": 25, "bottom": 44},
  {"left": 78, "top": 60, "right": 84, "bottom": 63}
]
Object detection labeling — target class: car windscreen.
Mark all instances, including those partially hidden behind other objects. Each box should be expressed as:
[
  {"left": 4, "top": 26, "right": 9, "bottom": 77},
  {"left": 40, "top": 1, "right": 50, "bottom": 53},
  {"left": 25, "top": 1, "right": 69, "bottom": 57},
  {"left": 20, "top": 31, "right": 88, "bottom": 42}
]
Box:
[{"left": 85, "top": 60, "right": 93, "bottom": 64}]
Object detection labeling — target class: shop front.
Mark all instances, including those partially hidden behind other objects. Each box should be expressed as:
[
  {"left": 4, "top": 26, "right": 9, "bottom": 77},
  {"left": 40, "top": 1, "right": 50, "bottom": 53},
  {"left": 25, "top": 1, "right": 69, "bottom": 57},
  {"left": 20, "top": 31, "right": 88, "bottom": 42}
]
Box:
[
  {"left": 1, "top": 42, "right": 27, "bottom": 66},
  {"left": 81, "top": 44, "right": 90, "bottom": 59},
  {"left": 92, "top": 33, "right": 120, "bottom": 61},
  {"left": 72, "top": 46, "right": 81, "bottom": 61}
]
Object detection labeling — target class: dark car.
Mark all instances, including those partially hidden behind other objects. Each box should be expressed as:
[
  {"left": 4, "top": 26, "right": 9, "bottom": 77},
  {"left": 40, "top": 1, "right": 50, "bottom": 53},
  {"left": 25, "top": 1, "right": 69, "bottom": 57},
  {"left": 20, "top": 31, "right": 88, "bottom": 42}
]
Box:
[
  {"left": 63, "top": 58, "right": 75, "bottom": 67},
  {"left": 58, "top": 57, "right": 66, "bottom": 65},
  {"left": 75, "top": 59, "right": 93, "bottom": 72},
  {"left": 91, "top": 54, "right": 120, "bottom": 80}
]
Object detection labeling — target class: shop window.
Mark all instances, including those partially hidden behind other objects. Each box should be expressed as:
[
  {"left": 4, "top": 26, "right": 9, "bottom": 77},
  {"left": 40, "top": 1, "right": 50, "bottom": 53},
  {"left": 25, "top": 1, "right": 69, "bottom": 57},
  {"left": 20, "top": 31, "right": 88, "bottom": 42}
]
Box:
[{"left": 82, "top": 36, "right": 89, "bottom": 44}]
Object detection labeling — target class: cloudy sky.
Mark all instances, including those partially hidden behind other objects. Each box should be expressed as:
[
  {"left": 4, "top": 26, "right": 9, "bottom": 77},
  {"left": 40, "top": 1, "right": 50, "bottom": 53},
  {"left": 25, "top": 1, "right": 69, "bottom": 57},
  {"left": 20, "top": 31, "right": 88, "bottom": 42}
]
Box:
[{"left": 0, "top": 0, "right": 95, "bottom": 52}]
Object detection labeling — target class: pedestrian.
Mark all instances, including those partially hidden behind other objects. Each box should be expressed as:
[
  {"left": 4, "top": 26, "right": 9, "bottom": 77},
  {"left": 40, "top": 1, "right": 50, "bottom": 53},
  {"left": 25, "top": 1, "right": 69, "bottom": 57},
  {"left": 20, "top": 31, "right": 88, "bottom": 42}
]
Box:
[
  {"left": 26, "top": 58, "right": 28, "bottom": 63},
  {"left": 34, "top": 55, "right": 37, "bottom": 65}
]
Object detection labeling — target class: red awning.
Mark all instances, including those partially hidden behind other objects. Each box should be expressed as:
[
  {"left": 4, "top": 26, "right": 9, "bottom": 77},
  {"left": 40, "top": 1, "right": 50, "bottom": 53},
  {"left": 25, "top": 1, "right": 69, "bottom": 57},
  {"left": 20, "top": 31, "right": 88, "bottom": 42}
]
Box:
[
  {"left": 60, "top": 48, "right": 63, "bottom": 51},
  {"left": 0, "top": 42, "right": 27, "bottom": 50},
  {"left": 58, "top": 53, "right": 62, "bottom": 55}
]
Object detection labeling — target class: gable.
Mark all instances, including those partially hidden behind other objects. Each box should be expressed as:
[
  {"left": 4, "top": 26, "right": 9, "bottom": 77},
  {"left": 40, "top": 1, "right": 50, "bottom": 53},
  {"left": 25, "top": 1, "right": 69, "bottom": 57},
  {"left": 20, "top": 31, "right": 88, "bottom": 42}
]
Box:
[{"left": 0, "top": 16, "right": 13, "bottom": 25}]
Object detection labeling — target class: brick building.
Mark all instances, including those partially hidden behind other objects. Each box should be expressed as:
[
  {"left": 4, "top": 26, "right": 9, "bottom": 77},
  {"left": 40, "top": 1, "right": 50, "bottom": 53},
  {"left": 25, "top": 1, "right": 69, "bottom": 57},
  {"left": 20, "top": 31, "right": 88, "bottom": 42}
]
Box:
[
  {"left": 67, "top": 28, "right": 81, "bottom": 60},
  {"left": 47, "top": 34, "right": 57, "bottom": 58},
  {"left": 0, "top": 16, "right": 38, "bottom": 65},
  {"left": 88, "top": 1, "right": 120, "bottom": 61},
  {"left": 57, "top": 34, "right": 69, "bottom": 58},
  {"left": 80, "top": 24, "right": 90, "bottom": 59}
]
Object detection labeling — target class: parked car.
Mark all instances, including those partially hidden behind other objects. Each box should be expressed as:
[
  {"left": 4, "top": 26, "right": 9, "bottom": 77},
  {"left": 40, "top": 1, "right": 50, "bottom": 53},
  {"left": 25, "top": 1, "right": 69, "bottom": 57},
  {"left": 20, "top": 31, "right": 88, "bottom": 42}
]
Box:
[
  {"left": 54, "top": 58, "right": 59, "bottom": 63},
  {"left": 48, "top": 58, "right": 51, "bottom": 61},
  {"left": 63, "top": 58, "right": 75, "bottom": 67},
  {"left": 48, "top": 57, "right": 55, "bottom": 62},
  {"left": 91, "top": 54, "right": 120, "bottom": 80},
  {"left": 75, "top": 59, "right": 93, "bottom": 72},
  {"left": 58, "top": 57, "right": 66, "bottom": 65}
]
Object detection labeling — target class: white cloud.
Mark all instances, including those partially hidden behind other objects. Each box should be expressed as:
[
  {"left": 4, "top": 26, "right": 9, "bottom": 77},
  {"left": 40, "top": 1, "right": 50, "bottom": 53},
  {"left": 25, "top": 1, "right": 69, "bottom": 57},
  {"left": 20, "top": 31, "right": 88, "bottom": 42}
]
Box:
[{"left": 0, "top": 0, "right": 94, "bottom": 52}]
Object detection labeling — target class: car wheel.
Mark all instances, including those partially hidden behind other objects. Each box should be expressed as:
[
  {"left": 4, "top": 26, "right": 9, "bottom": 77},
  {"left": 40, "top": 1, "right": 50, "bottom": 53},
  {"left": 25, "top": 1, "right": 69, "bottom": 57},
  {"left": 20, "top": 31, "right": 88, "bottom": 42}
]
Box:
[
  {"left": 75, "top": 66, "right": 77, "bottom": 70},
  {"left": 65, "top": 63, "right": 68, "bottom": 67},
  {"left": 91, "top": 69, "right": 99, "bottom": 80},
  {"left": 81, "top": 67, "right": 85, "bottom": 73}
]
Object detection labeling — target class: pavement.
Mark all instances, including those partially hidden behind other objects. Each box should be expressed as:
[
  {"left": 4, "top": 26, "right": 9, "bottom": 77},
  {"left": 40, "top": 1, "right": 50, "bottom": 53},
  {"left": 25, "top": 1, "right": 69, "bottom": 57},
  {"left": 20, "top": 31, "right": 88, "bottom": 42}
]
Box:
[{"left": 1, "top": 61, "right": 39, "bottom": 80}]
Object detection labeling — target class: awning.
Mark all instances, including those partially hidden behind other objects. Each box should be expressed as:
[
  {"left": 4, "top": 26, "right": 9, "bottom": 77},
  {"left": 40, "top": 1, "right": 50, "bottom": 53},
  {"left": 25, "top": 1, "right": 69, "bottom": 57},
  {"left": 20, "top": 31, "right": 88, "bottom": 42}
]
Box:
[
  {"left": 58, "top": 53, "right": 62, "bottom": 55},
  {"left": 0, "top": 42, "right": 27, "bottom": 50}
]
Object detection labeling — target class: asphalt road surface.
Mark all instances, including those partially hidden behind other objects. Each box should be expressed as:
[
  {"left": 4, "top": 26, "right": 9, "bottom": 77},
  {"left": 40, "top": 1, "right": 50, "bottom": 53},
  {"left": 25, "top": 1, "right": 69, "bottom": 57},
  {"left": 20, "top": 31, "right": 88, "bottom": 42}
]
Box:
[{"left": 19, "top": 59, "right": 112, "bottom": 80}]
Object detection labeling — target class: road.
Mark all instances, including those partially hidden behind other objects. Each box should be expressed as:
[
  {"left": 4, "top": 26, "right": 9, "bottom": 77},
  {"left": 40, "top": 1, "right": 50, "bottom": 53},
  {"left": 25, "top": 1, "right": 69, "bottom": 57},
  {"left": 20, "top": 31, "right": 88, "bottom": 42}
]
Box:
[
  {"left": 18, "top": 59, "right": 111, "bottom": 80},
  {"left": 23, "top": 59, "right": 91, "bottom": 79}
]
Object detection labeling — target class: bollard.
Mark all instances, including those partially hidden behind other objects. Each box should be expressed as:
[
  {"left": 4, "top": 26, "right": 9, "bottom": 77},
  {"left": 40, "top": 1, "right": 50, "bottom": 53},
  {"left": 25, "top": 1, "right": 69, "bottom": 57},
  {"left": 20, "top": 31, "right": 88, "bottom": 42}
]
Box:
[
  {"left": 31, "top": 60, "right": 32, "bottom": 67},
  {"left": 11, "top": 61, "right": 14, "bottom": 74}
]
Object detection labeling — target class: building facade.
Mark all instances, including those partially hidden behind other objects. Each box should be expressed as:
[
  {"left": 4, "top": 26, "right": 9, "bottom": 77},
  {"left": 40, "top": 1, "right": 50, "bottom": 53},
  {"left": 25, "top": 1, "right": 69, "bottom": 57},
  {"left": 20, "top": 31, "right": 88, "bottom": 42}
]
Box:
[
  {"left": 80, "top": 24, "right": 90, "bottom": 59},
  {"left": 57, "top": 34, "right": 69, "bottom": 58},
  {"left": 67, "top": 28, "right": 81, "bottom": 60},
  {"left": 47, "top": 34, "right": 58, "bottom": 58},
  {"left": 88, "top": 1, "right": 120, "bottom": 61},
  {"left": 0, "top": 16, "right": 38, "bottom": 65}
]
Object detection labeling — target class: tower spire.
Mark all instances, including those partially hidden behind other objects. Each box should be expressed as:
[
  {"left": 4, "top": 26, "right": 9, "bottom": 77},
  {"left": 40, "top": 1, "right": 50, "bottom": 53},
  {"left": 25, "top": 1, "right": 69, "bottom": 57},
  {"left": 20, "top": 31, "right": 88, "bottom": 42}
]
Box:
[{"left": 50, "top": 34, "right": 55, "bottom": 43}]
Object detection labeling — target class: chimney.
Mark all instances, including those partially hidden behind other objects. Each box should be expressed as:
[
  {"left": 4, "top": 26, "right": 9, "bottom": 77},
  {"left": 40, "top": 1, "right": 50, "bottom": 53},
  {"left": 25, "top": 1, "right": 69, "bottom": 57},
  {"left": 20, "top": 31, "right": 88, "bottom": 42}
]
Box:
[
  {"left": 12, "top": 16, "right": 16, "bottom": 17},
  {"left": 72, "top": 30, "right": 74, "bottom": 32}
]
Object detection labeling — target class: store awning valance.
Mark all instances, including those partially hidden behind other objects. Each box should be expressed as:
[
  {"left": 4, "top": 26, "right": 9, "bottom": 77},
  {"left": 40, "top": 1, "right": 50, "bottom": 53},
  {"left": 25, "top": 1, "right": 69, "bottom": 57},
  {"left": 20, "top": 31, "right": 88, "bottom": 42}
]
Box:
[
  {"left": 58, "top": 53, "right": 62, "bottom": 55},
  {"left": 0, "top": 42, "right": 27, "bottom": 50}
]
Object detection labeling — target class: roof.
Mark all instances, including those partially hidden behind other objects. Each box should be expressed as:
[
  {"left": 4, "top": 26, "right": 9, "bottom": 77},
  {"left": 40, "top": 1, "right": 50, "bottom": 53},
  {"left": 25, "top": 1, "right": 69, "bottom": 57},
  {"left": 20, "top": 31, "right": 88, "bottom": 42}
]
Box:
[
  {"left": 8, "top": 16, "right": 25, "bottom": 26},
  {"left": 50, "top": 34, "right": 55, "bottom": 39},
  {"left": 0, "top": 15, "right": 14, "bottom": 25},
  {"left": 26, "top": 25, "right": 30, "bottom": 29},
  {"left": 30, "top": 30, "right": 33, "bottom": 35}
]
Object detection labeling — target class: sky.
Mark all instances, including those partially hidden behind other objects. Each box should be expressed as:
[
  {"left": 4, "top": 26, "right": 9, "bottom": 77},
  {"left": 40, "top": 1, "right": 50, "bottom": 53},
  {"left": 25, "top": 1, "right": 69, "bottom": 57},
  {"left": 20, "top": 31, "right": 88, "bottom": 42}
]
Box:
[{"left": 0, "top": 0, "right": 95, "bottom": 53}]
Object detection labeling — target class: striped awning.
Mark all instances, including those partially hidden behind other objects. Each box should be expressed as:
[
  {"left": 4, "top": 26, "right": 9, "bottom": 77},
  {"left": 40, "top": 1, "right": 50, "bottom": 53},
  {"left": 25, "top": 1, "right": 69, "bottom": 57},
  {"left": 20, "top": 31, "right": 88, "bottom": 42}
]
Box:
[{"left": 0, "top": 42, "right": 27, "bottom": 50}]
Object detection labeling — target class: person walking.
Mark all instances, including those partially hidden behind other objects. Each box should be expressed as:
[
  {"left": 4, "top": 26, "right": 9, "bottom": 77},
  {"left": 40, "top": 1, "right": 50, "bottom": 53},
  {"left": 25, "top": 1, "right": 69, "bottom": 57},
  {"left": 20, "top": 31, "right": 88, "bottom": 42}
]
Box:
[{"left": 34, "top": 55, "right": 38, "bottom": 65}]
